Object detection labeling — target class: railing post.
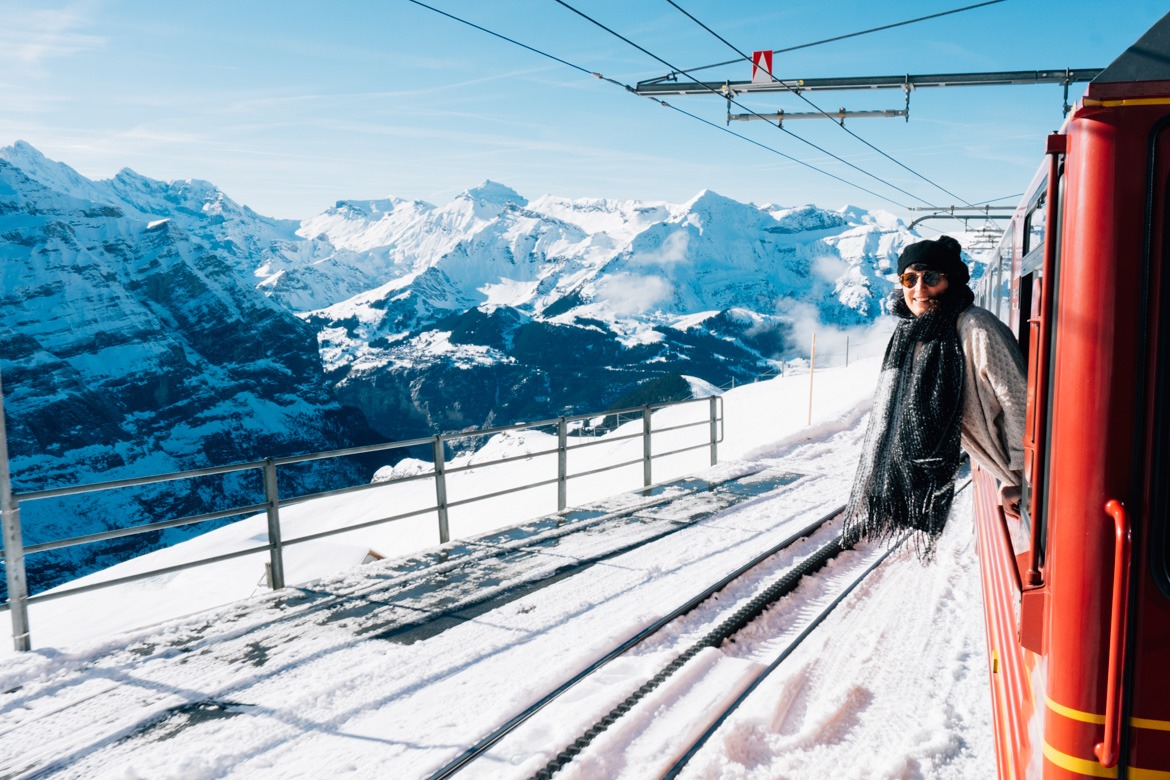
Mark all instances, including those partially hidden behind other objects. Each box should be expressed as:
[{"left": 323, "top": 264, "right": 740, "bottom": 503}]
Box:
[
  {"left": 0, "top": 369, "right": 30, "bottom": 651},
  {"left": 433, "top": 435, "right": 450, "bottom": 543},
  {"left": 1, "top": 498, "right": 29, "bottom": 652},
  {"left": 709, "top": 396, "right": 719, "bottom": 466},
  {"left": 557, "top": 417, "right": 568, "bottom": 511},
  {"left": 262, "top": 459, "right": 285, "bottom": 590},
  {"left": 642, "top": 405, "right": 653, "bottom": 488}
]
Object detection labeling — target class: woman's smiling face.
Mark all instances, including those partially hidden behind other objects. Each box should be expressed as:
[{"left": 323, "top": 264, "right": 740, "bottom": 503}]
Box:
[{"left": 901, "top": 264, "right": 950, "bottom": 317}]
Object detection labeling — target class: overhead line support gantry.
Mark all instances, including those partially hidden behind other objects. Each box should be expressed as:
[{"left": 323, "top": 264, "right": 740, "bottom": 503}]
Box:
[{"left": 636, "top": 68, "right": 1103, "bottom": 118}]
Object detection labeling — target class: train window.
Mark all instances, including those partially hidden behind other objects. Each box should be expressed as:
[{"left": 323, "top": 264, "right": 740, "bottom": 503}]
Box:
[
  {"left": 1016, "top": 273, "right": 1033, "bottom": 367},
  {"left": 990, "top": 254, "right": 1000, "bottom": 317},
  {"left": 1022, "top": 192, "right": 1046, "bottom": 273},
  {"left": 995, "top": 238, "right": 1013, "bottom": 322}
]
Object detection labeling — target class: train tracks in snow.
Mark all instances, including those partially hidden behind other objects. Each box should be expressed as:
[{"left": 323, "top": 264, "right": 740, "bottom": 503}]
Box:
[
  {"left": 0, "top": 464, "right": 958, "bottom": 779},
  {"left": 434, "top": 478, "right": 972, "bottom": 780}
]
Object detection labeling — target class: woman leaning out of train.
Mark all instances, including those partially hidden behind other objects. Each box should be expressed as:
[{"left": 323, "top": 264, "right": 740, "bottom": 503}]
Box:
[{"left": 842, "top": 235, "right": 1027, "bottom": 557}]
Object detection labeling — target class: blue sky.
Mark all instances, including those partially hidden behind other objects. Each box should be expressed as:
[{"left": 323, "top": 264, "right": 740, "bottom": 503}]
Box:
[{"left": 1, "top": 1, "right": 1165, "bottom": 232}]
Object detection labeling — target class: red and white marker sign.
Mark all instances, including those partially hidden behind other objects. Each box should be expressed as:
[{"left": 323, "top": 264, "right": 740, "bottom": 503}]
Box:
[{"left": 751, "top": 50, "right": 773, "bottom": 83}]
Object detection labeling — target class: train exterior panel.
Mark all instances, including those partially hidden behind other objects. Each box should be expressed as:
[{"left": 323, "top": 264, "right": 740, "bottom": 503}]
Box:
[{"left": 972, "top": 12, "right": 1170, "bottom": 778}]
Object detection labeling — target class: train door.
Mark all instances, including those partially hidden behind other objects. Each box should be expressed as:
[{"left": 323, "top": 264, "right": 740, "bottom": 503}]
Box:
[
  {"left": 1123, "top": 115, "right": 1170, "bottom": 777},
  {"left": 1039, "top": 100, "right": 1170, "bottom": 779}
]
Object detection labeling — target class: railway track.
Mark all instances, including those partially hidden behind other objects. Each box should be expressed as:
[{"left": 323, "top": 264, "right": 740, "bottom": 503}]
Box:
[
  {"left": 429, "top": 504, "right": 844, "bottom": 780},
  {"left": 434, "top": 478, "right": 972, "bottom": 780}
]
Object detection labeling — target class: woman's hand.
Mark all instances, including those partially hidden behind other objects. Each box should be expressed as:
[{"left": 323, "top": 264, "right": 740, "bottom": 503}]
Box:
[{"left": 999, "top": 484, "right": 1023, "bottom": 519}]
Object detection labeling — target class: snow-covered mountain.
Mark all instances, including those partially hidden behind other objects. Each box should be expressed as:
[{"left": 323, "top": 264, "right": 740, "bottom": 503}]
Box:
[
  {"left": 0, "top": 141, "right": 940, "bottom": 595},
  {"left": 0, "top": 143, "right": 378, "bottom": 596},
  {"left": 299, "top": 185, "right": 916, "bottom": 438}
]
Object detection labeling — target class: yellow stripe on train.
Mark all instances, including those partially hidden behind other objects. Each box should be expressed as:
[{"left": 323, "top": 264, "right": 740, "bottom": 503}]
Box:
[{"left": 1046, "top": 695, "right": 1170, "bottom": 730}]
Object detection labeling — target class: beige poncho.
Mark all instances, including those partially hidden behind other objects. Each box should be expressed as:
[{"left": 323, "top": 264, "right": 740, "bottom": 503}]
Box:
[{"left": 956, "top": 305, "right": 1028, "bottom": 488}]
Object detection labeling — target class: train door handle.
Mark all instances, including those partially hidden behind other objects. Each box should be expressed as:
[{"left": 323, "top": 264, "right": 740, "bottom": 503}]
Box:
[
  {"left": 995, "top": 502, "right": 1024, "bottom": 594},
  {"left": 1094, "top": 499, "right": 1132, "bottom": 768}
]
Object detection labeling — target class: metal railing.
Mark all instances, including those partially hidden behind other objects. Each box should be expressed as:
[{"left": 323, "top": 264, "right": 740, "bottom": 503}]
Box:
[{"left": 0, "top": 395, "right": 723, "bottom": 651}]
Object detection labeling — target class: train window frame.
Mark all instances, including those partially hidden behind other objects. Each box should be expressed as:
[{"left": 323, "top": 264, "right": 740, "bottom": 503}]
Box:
[{"left": 1028, "top": 160, "right": 1064, "bottom": 575}]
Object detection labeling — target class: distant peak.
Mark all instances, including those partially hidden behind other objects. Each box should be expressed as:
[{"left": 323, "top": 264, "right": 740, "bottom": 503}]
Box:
[
  {"left": 682, "top": 188, "right": 745, "bottom": 215},
  {"left": 684, "top": 188, "right": 723, "bottom": 205},
  {"left": 461, "top": 180, "right": 527, "bottom": 207},
  {"left": 111, "top": 167, "right": 156, "bottom": 187},
  {"left": 3, "top": 139, "right": 48, "bottom": 161},
  {"left": 174, "top": 177, "right": 223, "bottom": 196},
  {"left": 676, "top": 189, "right": 765, "bottom": 232},
  {"left": 331, "top": 197, "right": 432, "bottom": 217},
  {"left": 0, "top": 140, "right": 62, "bottom": 174},
  {"left": 0, "top": 141, "right": 110, "bottom": 203}
]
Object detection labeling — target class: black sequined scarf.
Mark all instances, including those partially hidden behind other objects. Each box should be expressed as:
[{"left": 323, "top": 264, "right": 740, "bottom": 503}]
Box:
[{"left": 842, "top": 285, "right": 974, "bottom": 557}]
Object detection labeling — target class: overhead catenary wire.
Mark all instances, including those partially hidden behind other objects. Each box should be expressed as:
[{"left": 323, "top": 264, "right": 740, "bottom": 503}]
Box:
[
  {"left": 969, "top": 192, "right": 1024, "bottom": 206},
  {"left": 405, "top": 0, "right": 916, "bottom": 209},
  {"left": 646, "top": 0, "right": 1008, "bottom": 84},
  {"left": 549, "top": 0, "right": 942, "bottom": 209},
  {"left": 662, "top": 0, "right": 977, "bottom": 207},
  {"left": 403, "top": 0, "right": 594, "bottom": 78}
]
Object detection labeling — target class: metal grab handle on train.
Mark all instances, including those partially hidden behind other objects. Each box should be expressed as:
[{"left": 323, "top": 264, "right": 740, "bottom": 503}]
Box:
[
  {"left": 1094, "top": 499, "right": 1132, "bottom": 768},
  {"left": 995, "top": 501, "right": 1024, "bottom": 594}
]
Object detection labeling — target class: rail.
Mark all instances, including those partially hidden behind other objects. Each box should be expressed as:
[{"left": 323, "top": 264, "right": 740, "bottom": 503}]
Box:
[
  {"left": 431, "top": 503, "right": 845, "bottom": 780},
  {"left": 0, "top": 395, "right": 723, "bottom": 651}
]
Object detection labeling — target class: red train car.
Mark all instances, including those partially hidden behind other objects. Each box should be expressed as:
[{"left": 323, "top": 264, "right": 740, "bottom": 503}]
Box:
[{"left": 972, "top": 12, "right": 1170, "bottom": 778}]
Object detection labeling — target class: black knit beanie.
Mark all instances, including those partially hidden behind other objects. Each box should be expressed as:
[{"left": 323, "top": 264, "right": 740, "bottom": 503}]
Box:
[{"left": 897, "top": 235, "right": 969, "bottom": 286}]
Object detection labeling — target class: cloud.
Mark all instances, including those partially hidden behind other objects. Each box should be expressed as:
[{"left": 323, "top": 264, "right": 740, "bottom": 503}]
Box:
[
  {"left": 0, "top": 6, "right": 105, "bottom": 69},
  {"left": 594, "top": 273, "right": 673, "bottom": 316},
  {"left": 811, "top": 251, "right": 849, "bottom": 282},
  {"left": 630, "top": 229, "right": 689, "bottom": 266},
  {"left": 778, "top": 299, "right": 895, "bottom": 367}
]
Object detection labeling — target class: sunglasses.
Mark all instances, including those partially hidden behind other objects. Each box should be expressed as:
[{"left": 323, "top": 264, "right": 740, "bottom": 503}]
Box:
[{"left": 899, "top": 270, "right": 947, "bottom": 288}]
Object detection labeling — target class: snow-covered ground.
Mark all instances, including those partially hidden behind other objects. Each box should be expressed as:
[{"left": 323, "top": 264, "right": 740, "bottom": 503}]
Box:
[{"left": 0, "top": 354, "right": 995, "bottom": 778}]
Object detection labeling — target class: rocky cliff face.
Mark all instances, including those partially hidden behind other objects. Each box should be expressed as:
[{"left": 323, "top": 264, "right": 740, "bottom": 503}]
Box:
[
  {"left": 1, "top": 142, "right": 939, "bottom": 596},
  {"left": 0, "top": 144, "right": 378, "bottom": 596}
]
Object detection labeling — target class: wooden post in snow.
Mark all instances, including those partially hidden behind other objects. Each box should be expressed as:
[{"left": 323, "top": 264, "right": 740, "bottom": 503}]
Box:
[{"left": 807, "top": 332, "right": 816, "bottom": 426}]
